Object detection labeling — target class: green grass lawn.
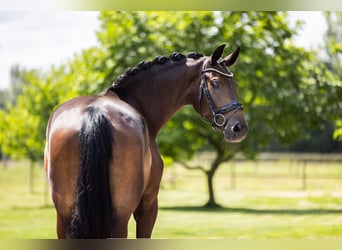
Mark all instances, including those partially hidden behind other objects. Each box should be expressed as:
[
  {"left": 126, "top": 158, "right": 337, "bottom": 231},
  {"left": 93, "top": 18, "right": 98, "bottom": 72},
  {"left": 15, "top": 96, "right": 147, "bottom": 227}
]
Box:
[{"left": 1, "top": 158, "right": 342, "bottom": 239}]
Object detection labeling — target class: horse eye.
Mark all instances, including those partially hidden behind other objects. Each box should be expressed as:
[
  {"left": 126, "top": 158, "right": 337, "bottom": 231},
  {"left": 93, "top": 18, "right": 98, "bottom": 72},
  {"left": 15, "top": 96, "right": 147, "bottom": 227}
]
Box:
[{"left": 210, "top": 79, "right": 220, "bottom": 89}]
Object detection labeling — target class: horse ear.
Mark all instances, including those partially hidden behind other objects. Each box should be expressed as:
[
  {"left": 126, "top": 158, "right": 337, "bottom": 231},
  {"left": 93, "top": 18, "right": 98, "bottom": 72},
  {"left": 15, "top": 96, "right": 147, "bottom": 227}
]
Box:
[
  {"left": 210, "top": 44, "right": 226, "bottom": 64},
  {"left": 223, "top": 47, "right": 240, "bottom": 67}
]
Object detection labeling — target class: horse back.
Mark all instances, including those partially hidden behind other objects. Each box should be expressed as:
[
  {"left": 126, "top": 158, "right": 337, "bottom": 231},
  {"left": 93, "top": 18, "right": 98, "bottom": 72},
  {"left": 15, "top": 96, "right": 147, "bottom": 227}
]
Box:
[{"left": 46, "top": 92, "right": 150, "bottom": 165}]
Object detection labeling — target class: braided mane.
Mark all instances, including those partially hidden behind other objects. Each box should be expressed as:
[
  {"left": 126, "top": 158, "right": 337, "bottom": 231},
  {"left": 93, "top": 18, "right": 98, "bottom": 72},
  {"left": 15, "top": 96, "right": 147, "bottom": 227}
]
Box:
[{"left": 112, "top": 52, "right": 204, "bottom": 90}]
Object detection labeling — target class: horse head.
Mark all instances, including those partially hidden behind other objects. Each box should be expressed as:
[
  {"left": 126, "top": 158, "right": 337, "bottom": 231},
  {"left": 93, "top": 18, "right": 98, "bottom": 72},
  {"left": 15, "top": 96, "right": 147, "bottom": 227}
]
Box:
[{"left": 198, "top": 44, "right": 248, "bottom": 142}]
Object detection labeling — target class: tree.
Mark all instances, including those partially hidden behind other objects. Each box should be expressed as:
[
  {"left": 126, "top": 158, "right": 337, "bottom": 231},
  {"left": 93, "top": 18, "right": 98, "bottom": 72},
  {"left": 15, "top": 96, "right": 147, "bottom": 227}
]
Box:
[
  {"left": 0, "top": 90, "right": 10, "bottom": 110},
  {"left": 0, "top": 68, "right": 54, "bottom": 191},
  {"left": 323, "top": 12, "right": 342, "bottom": 140}
]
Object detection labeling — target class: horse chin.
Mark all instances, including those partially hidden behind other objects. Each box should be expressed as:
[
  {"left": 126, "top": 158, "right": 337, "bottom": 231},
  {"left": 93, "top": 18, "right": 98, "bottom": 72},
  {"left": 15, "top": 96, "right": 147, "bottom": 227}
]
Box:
[{"left": 223, "top": 133, "right": 246, "bottom": 143}]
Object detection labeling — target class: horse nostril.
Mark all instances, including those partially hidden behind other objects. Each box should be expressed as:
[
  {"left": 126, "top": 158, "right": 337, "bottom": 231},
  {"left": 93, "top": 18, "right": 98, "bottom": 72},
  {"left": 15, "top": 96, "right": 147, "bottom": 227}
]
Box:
[{"left": 231, "top": 122, "right": 242, "bottom": 133}]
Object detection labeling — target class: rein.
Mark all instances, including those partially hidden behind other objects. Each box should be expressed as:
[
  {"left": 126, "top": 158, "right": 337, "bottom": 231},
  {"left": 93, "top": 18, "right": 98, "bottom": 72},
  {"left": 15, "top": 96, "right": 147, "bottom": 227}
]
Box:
[{"left": 199, "top": 62, "right": 243, "bottom": 131}]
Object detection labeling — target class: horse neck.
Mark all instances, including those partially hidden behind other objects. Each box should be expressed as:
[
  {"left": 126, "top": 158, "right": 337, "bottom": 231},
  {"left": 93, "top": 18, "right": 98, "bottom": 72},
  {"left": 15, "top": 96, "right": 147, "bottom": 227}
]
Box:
[{"left": 121, "top": 58, "right": 205, "bottom": 136}]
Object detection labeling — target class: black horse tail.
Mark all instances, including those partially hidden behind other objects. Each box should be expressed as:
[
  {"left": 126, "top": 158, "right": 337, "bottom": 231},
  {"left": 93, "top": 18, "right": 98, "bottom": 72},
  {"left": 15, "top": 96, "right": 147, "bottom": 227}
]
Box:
[{"left": 67, "top": 106, "right": 113, "bottom": 238}]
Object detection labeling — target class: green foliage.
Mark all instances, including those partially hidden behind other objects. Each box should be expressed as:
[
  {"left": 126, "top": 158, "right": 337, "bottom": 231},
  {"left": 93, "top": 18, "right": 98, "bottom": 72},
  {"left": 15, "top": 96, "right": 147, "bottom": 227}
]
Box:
[
  {"left": 324, "top": 12, "right": 342, "bottom": 140},
  {"left": 97, "top": 11, "right": 225, "bottom": 85},
  {"left": 0, "top": 90, "right": 10, "bottom": 110},
  {"left": 158, "top": 107, "right": 204, "bottom": 161},
  {"left": 0, "top": 69, "right": 55, "bottom": 161},
  {"left": 0, "top": 107, "right": 37, "bottom": 160}
]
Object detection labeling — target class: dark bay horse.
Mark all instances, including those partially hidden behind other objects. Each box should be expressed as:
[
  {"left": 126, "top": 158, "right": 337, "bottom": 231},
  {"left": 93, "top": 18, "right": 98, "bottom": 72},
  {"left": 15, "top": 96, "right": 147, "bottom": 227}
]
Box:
[{"left": 44, "top": 44, "right": 248, "bottom": 238}]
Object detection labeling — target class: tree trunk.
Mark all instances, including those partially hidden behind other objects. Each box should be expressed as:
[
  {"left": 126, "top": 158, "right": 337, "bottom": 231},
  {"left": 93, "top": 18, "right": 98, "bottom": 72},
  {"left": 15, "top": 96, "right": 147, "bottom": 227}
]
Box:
[
  {"left": 29, "top": 160, "right": 34, "bottom": 193},
  {"left": 205, "top": 169, "right": 219, "bottom": 207},
  {"left": 1, "top": 155, "right": 8, "bottom": 168},
  {"left": 179, "top": 149, "right": 235, "bottom": 208},
  {"left": 204, "top": 159, "right": 223, "bottom": 208}
]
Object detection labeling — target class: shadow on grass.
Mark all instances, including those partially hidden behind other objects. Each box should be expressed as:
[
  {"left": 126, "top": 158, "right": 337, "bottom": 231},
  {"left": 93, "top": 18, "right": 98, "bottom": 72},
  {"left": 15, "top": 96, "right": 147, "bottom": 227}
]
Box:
[
  {"left": 11, "top": 204, "right": 342, "bottom": 216},
  {"left": 11, "top": 204, "right": 54, "bottom": 210},
  {"left": 159, "top": 205, "right": 342, "bottom": 215}
]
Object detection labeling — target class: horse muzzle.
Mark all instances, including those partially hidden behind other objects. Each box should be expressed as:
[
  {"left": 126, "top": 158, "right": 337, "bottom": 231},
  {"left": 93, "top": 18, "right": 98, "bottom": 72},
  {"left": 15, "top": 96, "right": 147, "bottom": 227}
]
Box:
[{"left": 223, "top": 119, "right": 248, "bottom": 143}]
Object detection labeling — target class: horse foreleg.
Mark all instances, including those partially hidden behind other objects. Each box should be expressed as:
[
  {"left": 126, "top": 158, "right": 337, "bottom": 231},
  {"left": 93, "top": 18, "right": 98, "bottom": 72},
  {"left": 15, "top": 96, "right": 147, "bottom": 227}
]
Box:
[
  {"left": 134, "top": 198, "right": 158, "bottom": 238},
  {"left": 110, "top": 214, "right": 130, "bottom": 238},
  {"left": 56, "top": 213, "right": 71, "bottom": 239}
]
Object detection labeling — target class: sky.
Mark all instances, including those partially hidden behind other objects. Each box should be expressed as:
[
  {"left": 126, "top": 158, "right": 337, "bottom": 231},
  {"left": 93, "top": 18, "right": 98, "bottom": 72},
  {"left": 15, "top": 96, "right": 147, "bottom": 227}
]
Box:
[
  {"left": 0, "top": 11, "right": 327, "bottom": 90},
  {"left": 288, "top": 11, "right": 327, "bottom": 49},
  {"left": 0, "top": 11, "right": 100, "bottom": 90}
]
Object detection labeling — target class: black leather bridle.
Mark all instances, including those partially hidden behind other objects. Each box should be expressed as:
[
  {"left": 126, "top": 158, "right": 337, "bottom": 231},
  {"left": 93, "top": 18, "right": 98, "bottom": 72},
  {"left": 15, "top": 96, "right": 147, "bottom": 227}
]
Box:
[{"left": 198, "top": 62, "right": 243, "bottom": 131}]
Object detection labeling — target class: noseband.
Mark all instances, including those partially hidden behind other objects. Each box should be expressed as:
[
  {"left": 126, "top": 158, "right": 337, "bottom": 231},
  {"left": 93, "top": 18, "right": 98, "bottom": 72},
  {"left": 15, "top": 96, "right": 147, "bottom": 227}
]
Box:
[{"left": 199, "top": 62, "right": 243, "bottom": 131}]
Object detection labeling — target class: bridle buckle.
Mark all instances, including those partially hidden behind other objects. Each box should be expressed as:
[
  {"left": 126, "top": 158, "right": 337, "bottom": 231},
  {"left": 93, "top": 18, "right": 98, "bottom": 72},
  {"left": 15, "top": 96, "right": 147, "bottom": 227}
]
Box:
[{"left": 213, "top": 113, "right": 226, "bottom": 127}]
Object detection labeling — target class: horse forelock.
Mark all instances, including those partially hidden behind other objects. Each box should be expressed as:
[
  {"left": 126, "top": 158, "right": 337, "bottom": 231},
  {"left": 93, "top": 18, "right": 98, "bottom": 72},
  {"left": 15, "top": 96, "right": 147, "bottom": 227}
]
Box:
[{"left": 112, "top": 51, "right": 204, "bottom": 89}]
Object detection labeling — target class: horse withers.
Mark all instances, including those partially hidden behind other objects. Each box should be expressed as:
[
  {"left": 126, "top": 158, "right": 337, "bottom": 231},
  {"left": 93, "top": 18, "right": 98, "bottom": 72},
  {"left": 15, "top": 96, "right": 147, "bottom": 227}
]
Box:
[{"left": 44, "top": 44, "right": 248, "bottom": 238}]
